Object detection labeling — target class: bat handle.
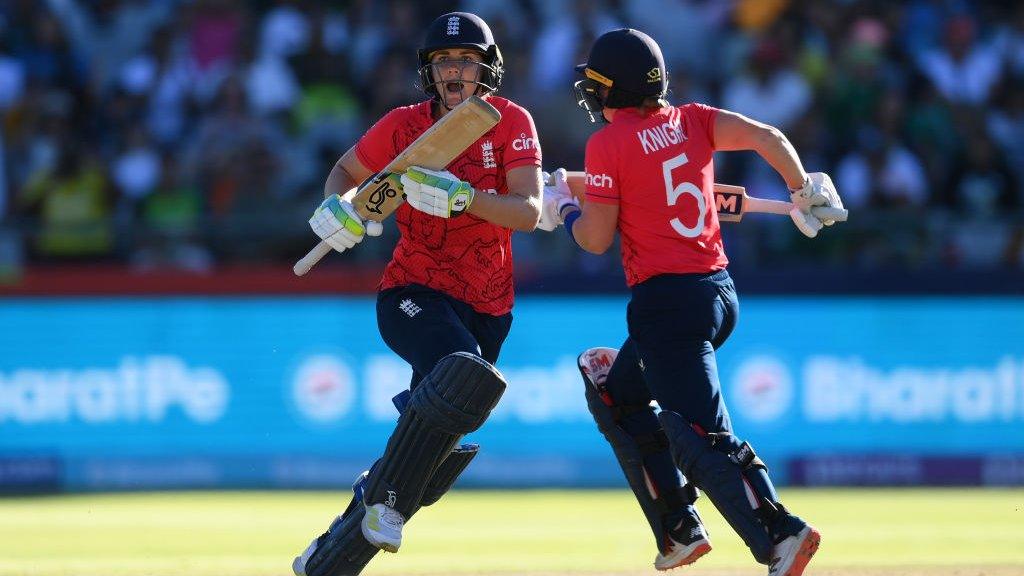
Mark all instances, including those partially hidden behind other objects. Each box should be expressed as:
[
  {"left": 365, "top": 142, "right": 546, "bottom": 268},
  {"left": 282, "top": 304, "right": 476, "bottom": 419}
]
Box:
[
  {"left": 746, "top": 196, "right": 795, "bottom": 217},
  {"left": 293, "top": 240, "right": 332, "bottom": 276}
]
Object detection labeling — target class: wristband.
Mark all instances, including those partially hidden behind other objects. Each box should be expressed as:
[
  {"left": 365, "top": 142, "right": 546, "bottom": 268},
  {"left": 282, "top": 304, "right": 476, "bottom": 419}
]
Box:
[{"left": 562, "top": 206, "right": 583, "bottom": 248}]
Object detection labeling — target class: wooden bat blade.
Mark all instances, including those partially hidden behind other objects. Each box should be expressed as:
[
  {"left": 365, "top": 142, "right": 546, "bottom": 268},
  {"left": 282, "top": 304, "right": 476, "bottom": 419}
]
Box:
[
  {"left": 563, "top": 171, "right": 586, "bottom": 201},
  {"left": 294, "top": 96, "right": 501, "bottom": 276},
  {"left": 713, "top": 184, "right": 748, "bottom": 223},
  {"left": 352, "top": 95, "right": 501, "bottom": 222}
]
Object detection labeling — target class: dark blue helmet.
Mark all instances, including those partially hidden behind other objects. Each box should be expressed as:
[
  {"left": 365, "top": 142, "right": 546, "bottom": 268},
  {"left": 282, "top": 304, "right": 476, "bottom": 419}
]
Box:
[
  {"left": 417, "top": 12, "right": 504, "bottom": 100},
  {"left": 574, "top": 28, "right": 668, "bottom": 122}
]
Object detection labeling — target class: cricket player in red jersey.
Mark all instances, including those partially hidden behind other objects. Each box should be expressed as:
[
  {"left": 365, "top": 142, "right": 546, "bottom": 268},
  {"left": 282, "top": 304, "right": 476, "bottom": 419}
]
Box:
[
  {"left": 292, "top": 12, "right": 542, "bottom": 576},
  {"left": 543, "top": 29, "right": 845, "bottom": 576}
]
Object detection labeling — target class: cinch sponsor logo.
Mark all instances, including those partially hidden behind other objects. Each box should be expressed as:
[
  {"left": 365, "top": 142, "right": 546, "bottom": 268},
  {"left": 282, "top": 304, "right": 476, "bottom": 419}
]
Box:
[
  {"left": 292, "top": 355, "right": 355, "bottom": 423},
  {"left": 511, "top": 133, "right": 536, "bottom": 151},
  {"left": 637, "top": 121, "right": 685, "bottom": 155},
  {"left": 803, "top": 356, "right": 1024, "bottom": 424},
  {"left": 0, "top": 356, "right": 228, "bottom": 424},
  {"left": 586, "top": 172, "right": 613, "bottom": 188}
]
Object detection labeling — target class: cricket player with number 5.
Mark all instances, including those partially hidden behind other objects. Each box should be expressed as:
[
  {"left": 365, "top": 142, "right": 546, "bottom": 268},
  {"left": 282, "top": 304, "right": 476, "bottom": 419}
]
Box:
[
  {"left": 292, "top": 12, "right": 542, "bottom": 576},
  {"left": 541, "top": 29, "right": 846, "bottom": 576}
]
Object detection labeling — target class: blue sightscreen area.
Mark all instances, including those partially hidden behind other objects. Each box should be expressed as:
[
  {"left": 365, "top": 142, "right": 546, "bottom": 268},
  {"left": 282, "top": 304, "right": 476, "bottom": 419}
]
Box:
[{"left": 1, "top": 296, "right": 1022, "bottom": 490}]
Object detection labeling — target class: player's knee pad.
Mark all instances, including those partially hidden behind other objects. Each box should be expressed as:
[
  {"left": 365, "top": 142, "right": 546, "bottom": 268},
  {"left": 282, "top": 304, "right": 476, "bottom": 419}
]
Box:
[
  {"left": 658, "top": 410, "right": 774, "bottom": 564},
  {"left": 390, "top": 390, "right": 481, "bottom": 507},
  {"left": 579, "top": 347, "right": 698, "bottom": 554},
  {"left": 363, "top": 352, "right": 505, "bottom": 516}
]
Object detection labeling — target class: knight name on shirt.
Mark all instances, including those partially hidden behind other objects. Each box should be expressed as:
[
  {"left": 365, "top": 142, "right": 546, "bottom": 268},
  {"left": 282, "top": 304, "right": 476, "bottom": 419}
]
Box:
[{"left": 637, "top": 121, "right": 685, "bottom": 155}]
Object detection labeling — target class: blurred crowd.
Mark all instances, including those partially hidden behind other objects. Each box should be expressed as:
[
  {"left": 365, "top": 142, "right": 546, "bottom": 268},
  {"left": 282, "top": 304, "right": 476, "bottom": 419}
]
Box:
[{"left": 1, "top": 0, "right": 1023, "bottom": 276}]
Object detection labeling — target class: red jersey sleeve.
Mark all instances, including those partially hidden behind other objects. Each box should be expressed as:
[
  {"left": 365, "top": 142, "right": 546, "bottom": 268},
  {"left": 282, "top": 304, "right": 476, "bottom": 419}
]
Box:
[
  {"left": 682, "top": 102, "right": 719, "bottom": 150},
  {"left": 354, "top": 108, "right": 405, "bottom": 173},
  {"left": 584, "top": 131, "right": 619, "bottom": 205},
  {"left": 502, "top": 104, "right": 542, "bottom": 170}
]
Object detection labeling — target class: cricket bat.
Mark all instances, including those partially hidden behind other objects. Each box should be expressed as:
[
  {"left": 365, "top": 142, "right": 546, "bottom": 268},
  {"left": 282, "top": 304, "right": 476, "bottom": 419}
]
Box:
[
  {"left": 559, "top": 172, "right": 793, "bottom": 222},
  {"left": 294, "top": 95, "right": 502, "bottom": 276}
]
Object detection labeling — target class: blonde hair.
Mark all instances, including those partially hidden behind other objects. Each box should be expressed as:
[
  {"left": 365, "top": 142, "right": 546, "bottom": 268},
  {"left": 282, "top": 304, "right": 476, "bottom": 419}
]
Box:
[{"left": 640, "top": 96, "right": 670, "bottom": 112}]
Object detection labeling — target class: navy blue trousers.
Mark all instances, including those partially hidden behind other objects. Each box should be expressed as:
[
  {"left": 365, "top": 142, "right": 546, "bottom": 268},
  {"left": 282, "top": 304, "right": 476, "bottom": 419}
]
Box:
[
  {"left": 607, "top": 270, "right": 739, "bottom": 435},
  {"left": 377, "top": 284, "right": 512, "bottom": 390}
]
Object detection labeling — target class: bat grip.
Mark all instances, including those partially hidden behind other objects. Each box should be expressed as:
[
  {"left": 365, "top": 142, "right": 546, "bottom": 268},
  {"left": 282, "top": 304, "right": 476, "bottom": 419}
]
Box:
[{"left": 293, "top": 240, "right": 332, "bottom": 276}]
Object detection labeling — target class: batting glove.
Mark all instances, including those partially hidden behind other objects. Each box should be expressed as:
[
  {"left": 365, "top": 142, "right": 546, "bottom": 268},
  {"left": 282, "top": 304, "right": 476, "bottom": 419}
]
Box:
[
  {"left": 309, "top": 194, "right": 382, "bottom": 253},
  {"left": 538, "top": 168, "right": 577, "bottom": 231},
  {"left": 789, "top": 172, "right": 848, "bottom": 238},
  {"left": 401, "top": 166, "right": 475, "bottom": 218}
]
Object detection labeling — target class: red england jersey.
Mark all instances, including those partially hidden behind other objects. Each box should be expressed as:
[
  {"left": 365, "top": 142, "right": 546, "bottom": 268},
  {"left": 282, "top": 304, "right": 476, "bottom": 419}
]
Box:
[
  {"left": 355, "top": 97, "right": 541, "bottom": 315},
  {"left": 584, "top": 103, "right": 728, "bottom": 286}
]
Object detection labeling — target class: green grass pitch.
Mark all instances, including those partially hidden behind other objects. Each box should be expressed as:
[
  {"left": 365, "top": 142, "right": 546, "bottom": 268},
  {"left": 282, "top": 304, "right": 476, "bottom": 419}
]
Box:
[{"left": 0, "top": 488, "right": 1021, "bottom": 575}]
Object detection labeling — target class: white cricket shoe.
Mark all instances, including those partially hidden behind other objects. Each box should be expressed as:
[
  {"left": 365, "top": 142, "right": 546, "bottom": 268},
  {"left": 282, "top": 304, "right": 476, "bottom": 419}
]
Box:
[
  {"left": 654, "top": 516, "right": 712, "bottom": 570},
  {"left": 360, "top": 503, "right": 405, "bottom": 553},
  {"left": 291, "top": 536, "right": 320, "bottom": 576},
  {"left": 768, "top": 524, "right": 821, "bottom": 576}
]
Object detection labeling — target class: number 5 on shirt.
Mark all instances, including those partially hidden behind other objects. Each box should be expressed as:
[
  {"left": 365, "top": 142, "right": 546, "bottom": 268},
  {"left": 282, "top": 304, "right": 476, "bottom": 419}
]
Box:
[{"left": 294, "top": 95, "right": 501, "bottom": 276}]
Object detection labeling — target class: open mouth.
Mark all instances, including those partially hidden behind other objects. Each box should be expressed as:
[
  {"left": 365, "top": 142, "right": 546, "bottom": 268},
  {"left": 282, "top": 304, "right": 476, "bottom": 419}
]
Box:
[{"left": 445, "top": 81, "right": 465, "bottom": 94}]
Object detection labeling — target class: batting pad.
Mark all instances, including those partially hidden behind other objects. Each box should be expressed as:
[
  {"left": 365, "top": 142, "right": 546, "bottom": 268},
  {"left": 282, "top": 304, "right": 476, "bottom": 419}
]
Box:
[
  {"left": 579, "top": 349, "right": 696, "bottom": 554},
  {"left": 299, "top": 505, "right": 375, "bottom": 576},
  {"left": 300, "top": 444, "right": 484, "bottom": 576},
  {"left": 362, "top": 352, "right": 506, "bottom": 516},
  {"left": 420, "top": 443, "right": 478, "bottom": 506},
  {"left": 659, "top": 410, "right": 774, "bottom": 564}
]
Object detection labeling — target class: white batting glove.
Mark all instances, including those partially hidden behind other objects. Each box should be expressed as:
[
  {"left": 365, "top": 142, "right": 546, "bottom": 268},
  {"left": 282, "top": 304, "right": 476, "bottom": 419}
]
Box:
[
  {"left": 789, "top": 172, "right": 848, "bottom": 238},
  {"left": 400, "top": 166, "right": 475, "bottom": 218},
  {"left": 538, "top": 168, "right": 576, "bottom": 231},
  {"left": 309, "top": 194, "right": 382, "bottom": 253}
]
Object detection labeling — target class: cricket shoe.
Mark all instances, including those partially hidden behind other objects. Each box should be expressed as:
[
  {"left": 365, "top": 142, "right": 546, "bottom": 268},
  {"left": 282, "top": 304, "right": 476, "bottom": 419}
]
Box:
[
  {"left": 654, "top": 513, "right": 712, "bottom": 570},
  {"left": 292, "top": 535, "right": 319, "bottom": 576},
  {"left": 360, "top": 502, "right": 405, "bottom": 553},
  {"left": 291, "top": 471, "right": 369, "bottom": 575},
  {"left": 768, "top": 523, "right": 821, "bottom": 576}
]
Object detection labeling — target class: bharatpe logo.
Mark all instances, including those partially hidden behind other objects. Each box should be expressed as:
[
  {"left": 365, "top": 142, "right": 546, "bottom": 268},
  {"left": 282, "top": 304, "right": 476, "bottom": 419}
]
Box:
[
  {"left": 446, "top": 15, "right": 460, "bottom": 35},
  {"left": 0, "top": 356, "right": 228, "bottom": 424},
  {"left": 732, "top": 355, "right": 794, "bottom": 423},
  {"left": 803, "top": 356, "right": 1024, "bottom": 423},
  {"left": 292, "top": 355, "right": 356, "bottom": 423}
]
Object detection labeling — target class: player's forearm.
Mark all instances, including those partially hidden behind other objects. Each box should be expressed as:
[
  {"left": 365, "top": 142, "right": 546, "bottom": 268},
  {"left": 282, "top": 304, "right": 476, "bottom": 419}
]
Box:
[
  {"left": 324, "top": 162, "right": 359, "bottom": 200},
  {"left": 467, "top": 191, "right": 541, "bottom": 231},
  {"left": 568, "top": 215, "right": 609, "bottom": 254},
  {"left": 562, "top": 205, "right": 616, "bottom": 254},
  {"left": 750, "top": 126, "right": 808, "bottom": 191}
]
